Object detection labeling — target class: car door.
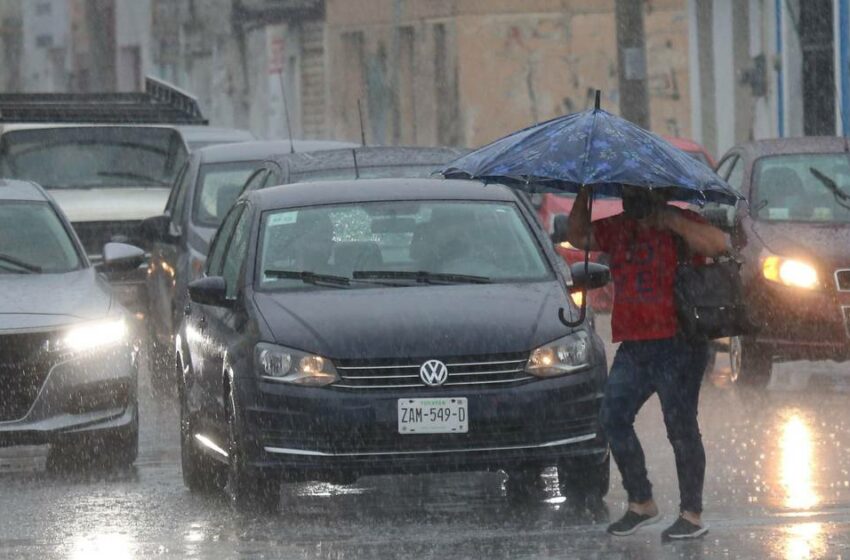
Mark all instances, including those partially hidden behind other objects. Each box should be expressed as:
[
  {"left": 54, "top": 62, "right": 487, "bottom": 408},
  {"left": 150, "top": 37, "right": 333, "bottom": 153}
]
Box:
[
  {"left": 191, "top": 203, "right": 252, "bottom": 436},
  {"left": 148, "top": 161, "right": 191, "bottom": 344}
]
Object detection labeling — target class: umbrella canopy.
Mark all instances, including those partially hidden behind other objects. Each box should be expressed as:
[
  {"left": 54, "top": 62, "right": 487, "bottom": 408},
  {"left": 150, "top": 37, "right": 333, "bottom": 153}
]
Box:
[{"left": 441, "top": 106, "right": 743, "bottom": 206}]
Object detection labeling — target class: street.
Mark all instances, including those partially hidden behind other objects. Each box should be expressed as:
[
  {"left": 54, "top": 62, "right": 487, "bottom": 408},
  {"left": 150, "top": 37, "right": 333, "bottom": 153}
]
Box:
[{"left": 1, "top": 317, "right": 849, "bottom": 560}]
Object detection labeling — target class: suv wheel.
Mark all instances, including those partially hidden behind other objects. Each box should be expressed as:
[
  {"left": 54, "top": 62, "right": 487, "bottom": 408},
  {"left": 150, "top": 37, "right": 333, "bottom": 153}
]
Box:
[
  {"left": 730, "top": 336, "right": 772, "bottom": 387},
  {"left": 558, "top": 454, "right": 610, "bottom": 503},
  {"left": 180, "top": 374, "right": 225, "bottom": 492},
  {"left": 225, "top": 393, "right": 280, "bottom": 512}
]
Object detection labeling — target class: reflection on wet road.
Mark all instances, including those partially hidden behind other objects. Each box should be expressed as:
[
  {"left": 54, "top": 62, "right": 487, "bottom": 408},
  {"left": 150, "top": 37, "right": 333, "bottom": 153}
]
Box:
[{"left": 2, "top": 320, "right": 850, "bottom": 559}]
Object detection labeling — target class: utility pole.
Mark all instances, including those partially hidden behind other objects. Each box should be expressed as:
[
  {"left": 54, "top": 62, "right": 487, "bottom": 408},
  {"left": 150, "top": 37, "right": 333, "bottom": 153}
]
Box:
[{"left": 615, "top": 0, "right": 650, "bottom": 128}]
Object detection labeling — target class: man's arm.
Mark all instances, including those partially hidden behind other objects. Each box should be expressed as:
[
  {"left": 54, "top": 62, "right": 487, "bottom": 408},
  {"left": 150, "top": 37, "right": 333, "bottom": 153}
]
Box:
[
  {"left": 660, "top": 207, "right": 728, "bottom": 257},
  {"left": 564, "top": 186, "right": 600, "bottom": 251}
]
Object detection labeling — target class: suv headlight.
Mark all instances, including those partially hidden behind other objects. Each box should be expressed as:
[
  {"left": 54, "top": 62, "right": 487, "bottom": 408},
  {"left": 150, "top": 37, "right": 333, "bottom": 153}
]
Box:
[
  {"left": 62, "top": 318, "right": 127, "bottom": 353},
  {"left": 762, "top": 255, "right": 819, "bottom": 289},
  {"left": 525, "top": 331, "right": 591, "bottom": 378},
  {"left": 254, "top": 343, "right": 339, "bottom": 386}
]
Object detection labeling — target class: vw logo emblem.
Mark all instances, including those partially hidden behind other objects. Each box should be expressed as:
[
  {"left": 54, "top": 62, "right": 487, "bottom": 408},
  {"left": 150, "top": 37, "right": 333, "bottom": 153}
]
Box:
[{"left": 419, "top": 359, "right": 449, "bottom": 386}]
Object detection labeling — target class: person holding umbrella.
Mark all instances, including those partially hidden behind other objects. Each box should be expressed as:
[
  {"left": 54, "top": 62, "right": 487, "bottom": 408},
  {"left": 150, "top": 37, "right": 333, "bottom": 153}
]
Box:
[
  {"left": 563, "top": 185, "right": 727, "bottom": 540},
  {"left": 440, "top": 93, "right": 742, "bottom": 541}
]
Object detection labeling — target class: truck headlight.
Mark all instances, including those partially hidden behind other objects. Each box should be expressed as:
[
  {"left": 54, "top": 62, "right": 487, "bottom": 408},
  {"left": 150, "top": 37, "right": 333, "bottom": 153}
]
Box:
[
  {"left": 525, "top": 331, "right": 591, "bottom": 378},
  {"left": 63, "top": 318, "right": 127, "bottom": 353},
  {"left": 762, "top": 255, "right": 819, "bottom": 290},
  {"left": 254, "top": 343, "right": 339, "bottom": 386}
]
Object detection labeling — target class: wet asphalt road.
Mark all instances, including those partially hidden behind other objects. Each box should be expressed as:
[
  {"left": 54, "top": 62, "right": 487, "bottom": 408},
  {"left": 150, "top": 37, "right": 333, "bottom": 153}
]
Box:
[{"left": 2, "top": 317, "right": 850, "bottom": 559}]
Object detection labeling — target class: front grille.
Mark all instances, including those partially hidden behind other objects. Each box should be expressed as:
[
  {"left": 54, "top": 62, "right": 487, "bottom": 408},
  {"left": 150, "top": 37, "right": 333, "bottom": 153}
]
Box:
[
  {"left": 71, "top": 220, "right": 143, "bottom": 257},
  {"left": 0, "top": 331, "right": 64, "bottom": 421},
  {"left": 333, "top": 353, "right": 532, "bottom": 390},
  {"left": 836, "top": 269, "right": 850, "bottom": 292}
]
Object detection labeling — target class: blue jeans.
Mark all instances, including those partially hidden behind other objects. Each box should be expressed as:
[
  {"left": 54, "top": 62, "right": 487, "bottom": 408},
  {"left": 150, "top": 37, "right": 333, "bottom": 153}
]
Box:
[{"left": 600, "top": 335, "right": 708, "bottom": 514}]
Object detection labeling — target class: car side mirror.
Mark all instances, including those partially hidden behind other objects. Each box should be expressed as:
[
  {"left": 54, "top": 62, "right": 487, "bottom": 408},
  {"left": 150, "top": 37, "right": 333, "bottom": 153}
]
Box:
[
  {"left": 188, "top": 276, "right": 231, "bottom": 307},
  {"left": 701, "top": 206, "right": 736, "bottom": 231},
  {"left": 100, "top": 242, "right": 146, "bottom": 272},
  {"left": 551, "top": 214, "right": 569, "bottom": 243},
  {"left": 569, "top": 262, "right": 610, "bottom": 292},
  {"left": 140, "top": 214, "right": 174, "bottom": 243}
]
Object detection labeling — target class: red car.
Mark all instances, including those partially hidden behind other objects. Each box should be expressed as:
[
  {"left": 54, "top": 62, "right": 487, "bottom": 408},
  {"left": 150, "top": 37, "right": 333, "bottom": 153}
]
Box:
[{"left": 533, "top": 137, "right": 715, "bottom": 312}]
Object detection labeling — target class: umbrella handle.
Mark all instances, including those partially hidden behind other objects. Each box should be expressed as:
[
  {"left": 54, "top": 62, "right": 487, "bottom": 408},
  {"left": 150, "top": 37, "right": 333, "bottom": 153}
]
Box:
[{"left": 558, "top": 186, "right": 593, "bottom": 328}]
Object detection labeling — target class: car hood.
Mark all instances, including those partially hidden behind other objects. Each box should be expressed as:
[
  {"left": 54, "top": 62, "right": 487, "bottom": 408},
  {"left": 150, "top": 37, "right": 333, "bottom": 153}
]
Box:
[
  {"left": 0, "top": 269, "right": 112, "bottom": 331},
  {"left": 48, "top": 187, "right": 170, "bottom": 222},
  {"left": 753, "top": 221, "right": 850, "bottom": 264},
  {"left": 254, "top": 282, "right": 571, "bottom": 360}
]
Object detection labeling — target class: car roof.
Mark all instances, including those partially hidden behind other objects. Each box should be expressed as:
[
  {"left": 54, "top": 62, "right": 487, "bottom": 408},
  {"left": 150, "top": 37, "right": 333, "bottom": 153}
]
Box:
[
  {"left": 735, "top": 137, "right": 850, "bottom": 158},
  {"left": 269, "top": 146, "right": 468, "bottom": 173},
  {"left": 0, "top": 123, "right": 182, "bottom": 132},
  {"left": 196, "top": 139, "right": 358, "bottom": 164},
  {"left": 248, "top": 177, "right": 518, "bottom": 211},
  {"left": 176, "top": 125, "right": 255, "bottom": 143},
  {"left": 0, "top": 179, "right": 49, "bottom": 201}
]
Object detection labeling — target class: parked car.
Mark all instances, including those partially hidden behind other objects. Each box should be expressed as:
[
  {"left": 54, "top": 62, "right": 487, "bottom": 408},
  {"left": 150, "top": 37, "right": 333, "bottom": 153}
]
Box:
[
  {"left": 533, "top": 137, "right": 715, "bottom": 313},
  {"left": 175, "top": 126, "right": 255, "bottom": 151},
  {"left": 177, "top": 177, "right": 611, "bottom": 510},
  {"left": 709, "top": 138, "right": 850, "bottom": 386},
  {"left": 143, "top": 140, "right": 356, "bottom": 381},
  {"left": 0, "top": 179, "right": 142, "bottom": 469}
]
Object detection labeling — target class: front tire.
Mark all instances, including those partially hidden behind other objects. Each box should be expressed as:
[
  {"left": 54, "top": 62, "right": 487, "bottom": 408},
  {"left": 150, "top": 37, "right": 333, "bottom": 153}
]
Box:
[
  {"left": 180, "top": 374, "right": 225, "bottom": 492},
  {"left": 730, "top": 336, "right": 772, "bottom": 387},
  {"left": 226, "top": 391, "right": 280, "bottom": 512}
]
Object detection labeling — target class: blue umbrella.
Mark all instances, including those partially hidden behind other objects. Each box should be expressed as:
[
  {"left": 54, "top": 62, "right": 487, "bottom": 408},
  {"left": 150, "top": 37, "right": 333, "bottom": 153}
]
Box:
[
  {"left": 440, "top": 93, "right": 742, "bottom": 327},
  {"left": 441, "top": 95, "right": 742, "bottom": 206}
]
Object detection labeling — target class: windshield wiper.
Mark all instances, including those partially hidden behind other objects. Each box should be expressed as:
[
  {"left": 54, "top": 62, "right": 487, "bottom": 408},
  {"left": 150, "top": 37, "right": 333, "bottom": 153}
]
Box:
[
  {"left": 353, "top": 270, "right": 492, "bottom": 285},
  {"left": 264, "top": 269, "right": 352, "bottom": 288},
  {"left": 810, "top": 167, "right": 850, "bottom": 210},
  {"left": 97, "top": 171, "right": 167, "bottom": 186},
  {"left": 0, "top": 253, "right": 42, "bottom": 273}
]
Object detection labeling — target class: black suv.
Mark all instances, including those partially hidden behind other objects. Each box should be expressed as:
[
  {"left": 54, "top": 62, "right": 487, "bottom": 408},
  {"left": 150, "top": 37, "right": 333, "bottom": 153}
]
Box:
[{"left": 178, "top": 178, "right": 610, "bottom": 510}]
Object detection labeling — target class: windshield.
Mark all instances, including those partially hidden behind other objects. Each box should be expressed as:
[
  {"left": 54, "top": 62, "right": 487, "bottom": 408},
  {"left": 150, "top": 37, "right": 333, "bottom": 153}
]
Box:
[
  {"left": 0, "top": 201, "right": 81, "bottom": 273},
  {"left": 257, "top": 200, "right": 551, "bottom": 290},
  {"left": 753, "top": 153, "right": 850, "bottom": 223},
  {"left": 0, "top": 127, "right": 186, "bottom": 189},
  {"left": 192, "top": 161, "right": 263, "bottom": 228}
]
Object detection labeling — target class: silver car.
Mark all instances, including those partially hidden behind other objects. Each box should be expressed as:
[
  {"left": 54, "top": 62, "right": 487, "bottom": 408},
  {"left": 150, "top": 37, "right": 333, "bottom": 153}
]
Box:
[{"left": 0, "top": 179, "right": 142, "bottom": 469}]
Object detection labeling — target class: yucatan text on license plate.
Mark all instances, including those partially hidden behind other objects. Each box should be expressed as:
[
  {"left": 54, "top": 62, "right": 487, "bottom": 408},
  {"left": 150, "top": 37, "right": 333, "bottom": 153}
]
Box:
[{"left": 397, "top": 398, "right": 468, "bottom": 434}]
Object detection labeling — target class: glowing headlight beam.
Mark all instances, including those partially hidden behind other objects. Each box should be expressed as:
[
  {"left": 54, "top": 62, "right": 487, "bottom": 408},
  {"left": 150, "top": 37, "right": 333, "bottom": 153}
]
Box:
[
  {"left": 763, "top": 256, "right": 819, "bottom": 289},
  {"left": 63, "top": 318, "right": 127, "bottom": 352}
]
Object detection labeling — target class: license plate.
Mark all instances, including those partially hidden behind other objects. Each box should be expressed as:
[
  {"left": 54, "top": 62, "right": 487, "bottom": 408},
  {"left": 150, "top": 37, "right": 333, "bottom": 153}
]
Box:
[{"left": 398, "top": 398, "right": 468, "bottom": 434}]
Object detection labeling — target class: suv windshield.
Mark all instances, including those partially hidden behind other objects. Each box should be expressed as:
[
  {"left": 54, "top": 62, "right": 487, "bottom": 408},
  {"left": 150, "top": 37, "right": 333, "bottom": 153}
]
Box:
[
  {"left": 0, "top": 127, "right": 186, "bottom": 189},
  {"left": 754, "top": 153, "right": 850, "bottom": 223},
  {"left": 193, "top": 161, "right": 263, "bottom": 228},
  {"left": 257, "top": 200, "right": 551, "bottom": 290},
  {"left": 0, "top": 201, "right": 81, "bottom": 273}
]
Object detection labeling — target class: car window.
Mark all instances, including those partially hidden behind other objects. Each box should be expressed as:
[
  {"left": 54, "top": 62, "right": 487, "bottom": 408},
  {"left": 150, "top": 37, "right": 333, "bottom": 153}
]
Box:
[
  {"left": 715, "top": 155, "right": 738, "bottom": 180},
  {"left": 0, "top": 201, "right": 81, "bottom": 273},
  {"left": 169, "top": 162, "right": 193, "bottom": 227},
  {"left": 164, "top": 162, "right": 188, "bottom": 216},
  {"left": 192, "top": 161, "right": 262, "bottom": 228},
  {"left": 752, "top": 153, "right": 850, "bottom": 223},
  {"left": 725, "top": 157, "right": 744, "bottom": 192},
  {"left": 222, "top": 206, "right": 252, "bottom": 299},
  {"left": 206, "top": 204, "right": 244, "bottom": 276},
  {"left": 242, "top": 168, "right": 269, "bottom": 194},
  {"left": 0, "top": 127, "right": 187, "bottom": 188},
  {"left": 256, "top": 200, "right": 552, "bottom": 290}
]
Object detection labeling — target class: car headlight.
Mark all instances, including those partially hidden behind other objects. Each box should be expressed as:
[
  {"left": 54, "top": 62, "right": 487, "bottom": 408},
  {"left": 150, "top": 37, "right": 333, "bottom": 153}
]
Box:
[
  {"left": 525, "top": 331, "right": 591, "bottom": 378},
  {"left": 254, "top": 343, "right": 339, "bottom": 386},
  {"left": 762, "top": 255, "right": 819, "bottom": 289},
  {"left": 62, "top": 318, "right": 127, "bottom": 353}
]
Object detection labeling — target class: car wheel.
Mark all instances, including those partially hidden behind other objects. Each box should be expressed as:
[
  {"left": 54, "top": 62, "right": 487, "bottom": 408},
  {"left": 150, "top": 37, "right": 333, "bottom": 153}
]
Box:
[
  {"left": 180, "top": 374, "right": 225, "bottom": 492},
  {"left": 47, "top": 409, "right": 138, "bottom": 472},
  {"left": 558, "top": 454, "right": 610, "bottom": 504},
  {"left": 503, "top": 467, "right": 546, "bottom": 500},
  {"left": 730, "top": 336, "right": 772, "bottom": 387},
  {"left": 225, "top": 392, "right": 280, "bottom": 512}
]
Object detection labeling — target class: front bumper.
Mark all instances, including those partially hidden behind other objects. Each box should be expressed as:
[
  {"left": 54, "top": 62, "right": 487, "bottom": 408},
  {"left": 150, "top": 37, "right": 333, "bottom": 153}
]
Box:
[
  {"left": 747, "top": 279, "right": 850, "bottom": 361},
  {"left": 0, "top": 346, "right": 138, "bottom": 447},
  {"left": 233, "top": 364, "right": 608, "bottom": 479}
]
